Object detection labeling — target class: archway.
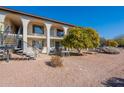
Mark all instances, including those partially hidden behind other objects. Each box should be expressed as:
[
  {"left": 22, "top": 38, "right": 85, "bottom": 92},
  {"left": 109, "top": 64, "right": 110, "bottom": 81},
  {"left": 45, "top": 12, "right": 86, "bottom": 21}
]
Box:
[
  {"left": 4, "top": 14, "right": 23, "bottom": 34},
  {"left": 50, "top": 24, "right": 64, "bottom": 37},
  {"left": 4, "top": 14, "right": 23, "bottom": 47},
  {"left": 27, "top": 20, "right": 47, "bottom": 53},
  {"left": 28, "top": 21, "right": 47, "bottom": 36},
  {"left": 50, "top": 24, "right": 64, "bottom": 50}
]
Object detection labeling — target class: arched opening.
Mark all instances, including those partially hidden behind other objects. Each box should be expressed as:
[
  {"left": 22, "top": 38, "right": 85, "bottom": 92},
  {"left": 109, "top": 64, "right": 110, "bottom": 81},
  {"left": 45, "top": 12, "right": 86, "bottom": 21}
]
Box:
[
  {"left": 27, "top": 21, "right": 47, "bottom": 53},
  {"left": 50, "top": 24, "right": 64, "bottom": 37},
  {"left": 50, "top": 24, "right": 64, "bottom": 51},
  {"left": 28, "top": 21, "right": 46, "bottom": 36},
  {"left": 4, "top": 14, "right": 23, "bottom": 48},
  {"left": 4, "top": 14, "right": 23, "bottom": 34}
]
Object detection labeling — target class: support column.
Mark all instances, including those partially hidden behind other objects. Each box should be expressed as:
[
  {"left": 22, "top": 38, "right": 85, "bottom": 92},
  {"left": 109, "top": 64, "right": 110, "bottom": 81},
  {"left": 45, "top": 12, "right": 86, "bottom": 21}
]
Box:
[
  {"left": 21, "top": 18, "right": 30, "bottom": 53},
  {"left": 0, "top": 13, "right": 6, "bottom": 32},
  {"left": 45, "top": 22, "right": 52, "bottom": 55},
  {"left": 63, "top": 26, "right": 69, "bottom": 35},
  {"left": 63, "top": 26, "right": 69, "bottom": 51}
]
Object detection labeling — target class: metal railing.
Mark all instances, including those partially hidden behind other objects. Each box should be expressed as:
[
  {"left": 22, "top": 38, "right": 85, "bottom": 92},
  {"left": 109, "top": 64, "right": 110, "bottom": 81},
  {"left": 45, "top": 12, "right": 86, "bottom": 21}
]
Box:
[
  {"left": 22, "top": 40, "right": 42, "bottom": 57},
  {"left": 50, "top": 33, "right": 64, "bottom": 38},
  {"left": 28, "top": 33, "right": 46, "bottom": 37}
]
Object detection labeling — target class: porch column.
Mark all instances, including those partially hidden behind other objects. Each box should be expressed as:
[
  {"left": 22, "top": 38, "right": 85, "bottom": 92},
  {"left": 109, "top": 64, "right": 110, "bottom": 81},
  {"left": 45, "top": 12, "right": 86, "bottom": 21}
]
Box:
[
  {"left": 21, "top": 18, "right": 30, "bottom": 53},
  {"left": 0, "top": 13, "right": 6, "bottom": 32},
  {"left": 63, "top": 26, "right": 69, "bottom": 51},
  {"left": 63, "top": 26, "right": 69, "bottom": 35},
  {"left": 45, "top": 22, "right": 52, "bottom": 55}
]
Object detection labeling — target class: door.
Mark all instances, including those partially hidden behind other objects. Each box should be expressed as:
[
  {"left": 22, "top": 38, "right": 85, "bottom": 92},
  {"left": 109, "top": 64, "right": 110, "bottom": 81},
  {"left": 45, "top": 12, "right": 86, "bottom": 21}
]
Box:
[
  {"left": 55, "top": 41, "right": 60, "bottom": 50},
  {"left": 18, "top": 40, "right": 23, "bottom": 48},
  {"left": 32, "top": 40, "right": 42, "bottom": 49}
]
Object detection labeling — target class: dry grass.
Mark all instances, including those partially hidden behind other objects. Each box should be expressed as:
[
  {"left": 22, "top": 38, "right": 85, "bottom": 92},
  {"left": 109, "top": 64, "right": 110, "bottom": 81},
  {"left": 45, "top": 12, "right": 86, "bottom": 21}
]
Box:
[{"left": 49, "top": 56, "right": 63, "bottom": 67}]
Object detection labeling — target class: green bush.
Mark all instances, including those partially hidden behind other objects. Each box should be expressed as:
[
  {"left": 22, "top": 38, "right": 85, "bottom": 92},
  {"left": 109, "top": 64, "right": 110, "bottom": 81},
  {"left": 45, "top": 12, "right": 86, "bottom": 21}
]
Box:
[
  {"left": 115, "top": 38, "right": 124, "bottom": 47},
  {"left": 105, "top": 40, "right": 118, "bottom": 47},
  {"left": 62, "top": 27, "right": 100, "bottom": 54}
]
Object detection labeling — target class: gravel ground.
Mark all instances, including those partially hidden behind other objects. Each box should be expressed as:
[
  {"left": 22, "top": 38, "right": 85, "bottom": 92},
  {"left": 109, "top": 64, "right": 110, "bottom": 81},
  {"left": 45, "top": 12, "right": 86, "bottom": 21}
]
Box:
[{"left": 0, "top": 49, "right": 124, "bottom": 87}]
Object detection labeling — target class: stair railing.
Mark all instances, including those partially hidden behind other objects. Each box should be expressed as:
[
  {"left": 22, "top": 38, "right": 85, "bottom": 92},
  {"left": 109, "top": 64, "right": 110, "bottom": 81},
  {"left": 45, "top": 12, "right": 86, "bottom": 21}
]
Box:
[
  {"left": 16, "top": 26, "right": 22, "bottom": 48},
  {"left": 22, "top": 40, "right": 42, "bottom": 57},
  {"left": 3, "top": 25, "right": 11, "bottom": 40}
]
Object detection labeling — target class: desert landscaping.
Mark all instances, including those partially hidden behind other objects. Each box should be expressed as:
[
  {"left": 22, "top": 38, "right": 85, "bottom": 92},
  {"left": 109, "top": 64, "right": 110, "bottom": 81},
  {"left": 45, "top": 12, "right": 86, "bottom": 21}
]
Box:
[{"left": 0, "top": 48, "right": 123, "bottom": 87}]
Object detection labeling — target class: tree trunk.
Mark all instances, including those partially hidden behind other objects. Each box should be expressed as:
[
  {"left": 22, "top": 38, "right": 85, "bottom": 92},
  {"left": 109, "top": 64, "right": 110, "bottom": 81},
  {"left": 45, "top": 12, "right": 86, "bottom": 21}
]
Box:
[{"left": 77, "top": 49, "right": 81, "bottom": 54}]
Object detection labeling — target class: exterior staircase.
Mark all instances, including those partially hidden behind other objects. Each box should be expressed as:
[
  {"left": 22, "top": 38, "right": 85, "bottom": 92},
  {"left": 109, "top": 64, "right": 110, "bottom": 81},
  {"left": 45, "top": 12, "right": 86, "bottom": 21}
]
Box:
[
  {"left": 0, "top": 24, "right": 41, "bottom": 61},
  {"left": 13, "top": 27, "right": 40, "bottom": 60}
]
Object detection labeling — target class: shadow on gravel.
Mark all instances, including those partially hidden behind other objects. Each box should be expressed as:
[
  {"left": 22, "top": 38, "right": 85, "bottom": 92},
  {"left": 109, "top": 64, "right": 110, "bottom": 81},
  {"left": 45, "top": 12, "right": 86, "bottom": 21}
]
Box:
[
  {"left": 102, "top": 77, "right": 124, "bottom": 87},
  {"left": 45, "top": 61, "right": 52, "bottom": 67},
  {"left": 0, "top": 58, "right": 32, "bottom": 62}
]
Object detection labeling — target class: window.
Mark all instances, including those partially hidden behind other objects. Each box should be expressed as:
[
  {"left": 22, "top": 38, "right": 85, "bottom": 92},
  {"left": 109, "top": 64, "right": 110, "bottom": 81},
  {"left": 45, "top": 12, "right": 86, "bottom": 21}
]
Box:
[
  {"left": 57, "top": 29, "right": 64, "bottom": 37},
  {"left": 33, "top": 25, "right": 44, "bottom": 34}
]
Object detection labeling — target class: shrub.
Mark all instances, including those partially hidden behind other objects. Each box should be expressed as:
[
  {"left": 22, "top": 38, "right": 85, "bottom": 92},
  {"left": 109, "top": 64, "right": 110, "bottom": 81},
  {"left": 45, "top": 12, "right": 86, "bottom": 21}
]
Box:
[
  {"left": 50, "top": 56, "right": 63, "bottom": 67},
  {"left": 97, "top": 47, "right": 120, "bottom": 54},
  {"left": 105, "top": 40, "right": 118, "bottom": 47},
  {"left": 115, "top": 38, "right": 124, "bottom": 47}
]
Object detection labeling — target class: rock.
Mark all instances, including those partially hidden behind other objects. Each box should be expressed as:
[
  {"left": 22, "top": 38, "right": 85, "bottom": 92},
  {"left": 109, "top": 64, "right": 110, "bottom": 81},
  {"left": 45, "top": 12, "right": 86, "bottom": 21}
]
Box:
[{"left": 97, "top": 47, "right": 120, "bottom": 54}]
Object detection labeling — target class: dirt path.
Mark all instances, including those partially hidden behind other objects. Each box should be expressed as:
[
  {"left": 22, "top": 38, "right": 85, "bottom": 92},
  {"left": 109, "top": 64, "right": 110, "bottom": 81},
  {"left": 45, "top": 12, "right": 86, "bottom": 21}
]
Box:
[{"left": 0, "top": 50, "right": 123, "bottom": 87}]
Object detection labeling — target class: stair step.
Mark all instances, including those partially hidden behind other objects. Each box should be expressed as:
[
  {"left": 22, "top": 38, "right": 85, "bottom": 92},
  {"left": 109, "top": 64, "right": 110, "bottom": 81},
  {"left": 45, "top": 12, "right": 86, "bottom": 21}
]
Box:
[
  {"left": 14, "top": 48, "right": 22, "bottom": 51},
  {"left": 16, "top": 50, "right": 23, "bottom": 53}
]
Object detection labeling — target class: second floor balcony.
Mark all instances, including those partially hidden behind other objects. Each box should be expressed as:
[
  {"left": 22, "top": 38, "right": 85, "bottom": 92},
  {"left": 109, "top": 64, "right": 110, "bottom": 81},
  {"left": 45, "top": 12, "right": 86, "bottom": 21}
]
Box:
[
  {"left": 27, "top": 33, "right": 46, "bottom": 39},
  {"left": 27, "top": 25, "right": 46, "bottom": 39},
  {"left": 28, "top": 33, "right": 46, "bottom": 36}
]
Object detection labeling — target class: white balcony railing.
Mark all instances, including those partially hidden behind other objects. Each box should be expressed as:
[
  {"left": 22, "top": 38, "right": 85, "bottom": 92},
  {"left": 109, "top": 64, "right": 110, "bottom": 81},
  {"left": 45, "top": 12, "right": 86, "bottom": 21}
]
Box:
[
  {"left": 50, "top": 35, "right": 64, "bottom": 40},
  {"left": 6, "top": 33, "right": 23, "bottom": 38},
  {"left": 51, "top": 35, "right": 64, "bottom": 37},
  {"left": 27, "top": 32, "right": 65, "bottom": 39},
  {"left": 27, "top": 33, "right": 46, "bottom": 39},
  {"left": 28, "top": 33, "right": 46, "bottom": 36}
]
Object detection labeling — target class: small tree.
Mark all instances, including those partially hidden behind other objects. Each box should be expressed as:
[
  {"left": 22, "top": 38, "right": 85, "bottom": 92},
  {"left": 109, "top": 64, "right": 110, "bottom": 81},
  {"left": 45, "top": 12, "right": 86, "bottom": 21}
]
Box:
[
  {"left": 116, "top": 38, "right": 124, "bottom": 47},
  {"left": 105, "top": 40, "right": 118, "bottom": 47},
  {"left": 62, "top": 27, "right": 87, "bottom": 54},
  {"left": 85, "top": 28, "right": 100, "bottom": 48},
  {"left": 114, "top": 35, "right": 124, "bottom": 47},
  {"left": 62, "top": 27, "right": 100, "bottom": 54}
]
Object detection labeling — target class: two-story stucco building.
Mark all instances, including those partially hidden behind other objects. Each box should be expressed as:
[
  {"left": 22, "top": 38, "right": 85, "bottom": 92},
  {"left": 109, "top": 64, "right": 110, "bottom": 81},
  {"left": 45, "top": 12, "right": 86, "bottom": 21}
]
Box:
[{"left": 0, "top": 7, "right": 77, "bottom": 55}]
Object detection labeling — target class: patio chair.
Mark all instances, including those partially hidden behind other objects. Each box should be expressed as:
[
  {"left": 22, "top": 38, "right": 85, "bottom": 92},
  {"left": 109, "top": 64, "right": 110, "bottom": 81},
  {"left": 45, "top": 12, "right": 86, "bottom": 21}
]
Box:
[{"left": 50, "top": 47, "right": 56, "bottom": 54}]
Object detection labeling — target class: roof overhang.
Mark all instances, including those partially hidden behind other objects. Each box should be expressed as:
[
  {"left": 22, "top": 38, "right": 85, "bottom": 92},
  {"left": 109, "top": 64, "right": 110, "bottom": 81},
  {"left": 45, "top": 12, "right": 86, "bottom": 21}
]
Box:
[{"left": 0, "top": 7, "right": 80, "bottom": 27}]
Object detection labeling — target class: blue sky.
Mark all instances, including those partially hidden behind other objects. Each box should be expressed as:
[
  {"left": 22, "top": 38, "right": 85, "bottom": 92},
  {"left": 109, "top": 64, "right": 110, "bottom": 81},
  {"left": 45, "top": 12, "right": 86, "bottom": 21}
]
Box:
[{"left": 5, "top": 6, "right": 124, "bottom": 39}]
